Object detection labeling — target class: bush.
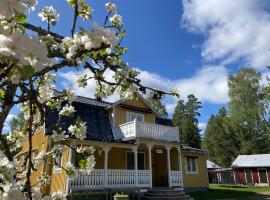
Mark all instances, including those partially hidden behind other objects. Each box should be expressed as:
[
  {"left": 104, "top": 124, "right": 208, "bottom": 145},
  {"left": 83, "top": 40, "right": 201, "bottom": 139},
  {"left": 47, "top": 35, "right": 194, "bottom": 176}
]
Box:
[{"left": 113, "top": 193, "right": 129, "bottom": 200}]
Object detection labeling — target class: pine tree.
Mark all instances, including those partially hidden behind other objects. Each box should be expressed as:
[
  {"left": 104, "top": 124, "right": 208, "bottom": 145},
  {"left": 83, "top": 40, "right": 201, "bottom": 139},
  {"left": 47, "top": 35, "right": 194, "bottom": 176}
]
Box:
[
  {"left": 146, "top": 96, "right": 168, "bottom": 118},
  {"left": 172, "top": 95, "right": 202, "bottom": 148},
  {"left": 202, "top": 108, "right": 239, "bottom": 167}
]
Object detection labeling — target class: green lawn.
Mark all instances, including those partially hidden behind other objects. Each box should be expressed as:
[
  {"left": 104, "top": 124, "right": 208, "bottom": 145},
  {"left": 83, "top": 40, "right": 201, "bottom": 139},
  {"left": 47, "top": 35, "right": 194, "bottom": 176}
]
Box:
[{"left": 189, "top": 184, "right": 270, "bottom": 200}]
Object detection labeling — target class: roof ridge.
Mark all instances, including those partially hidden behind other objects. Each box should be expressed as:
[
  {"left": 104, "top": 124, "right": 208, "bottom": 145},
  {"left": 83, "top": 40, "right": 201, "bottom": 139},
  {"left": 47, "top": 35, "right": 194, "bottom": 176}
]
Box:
[{"left": 75, "top": 95, "right": 113, "bottom": 104}]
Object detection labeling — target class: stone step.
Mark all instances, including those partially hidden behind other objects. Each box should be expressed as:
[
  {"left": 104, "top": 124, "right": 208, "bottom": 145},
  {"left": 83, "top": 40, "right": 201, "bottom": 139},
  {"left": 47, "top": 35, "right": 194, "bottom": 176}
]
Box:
[
  {"left": 143, "top": 188, "right": 192, "bottom": 200},
  {"left": 142, "top": 196, "right": 191, "bottom": 200},
  {"left": 145, "top": 191, "right": 186, "bottom": 196},
  {"left": 148, "top": 188, "right": 184, "bottom": 192}
]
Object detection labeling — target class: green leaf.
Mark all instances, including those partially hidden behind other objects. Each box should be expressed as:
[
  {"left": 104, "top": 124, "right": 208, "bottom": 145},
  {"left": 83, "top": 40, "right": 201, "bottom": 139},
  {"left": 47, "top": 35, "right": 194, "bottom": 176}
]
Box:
[
  {"left": 18, "top": 65, "right": 35, "bottom": 80},
  {"left": 15, "top": 12, "right": 27, "bottom": 22},
  {"left": 0, "top": 89, "right": 5, "bottom": 100}
]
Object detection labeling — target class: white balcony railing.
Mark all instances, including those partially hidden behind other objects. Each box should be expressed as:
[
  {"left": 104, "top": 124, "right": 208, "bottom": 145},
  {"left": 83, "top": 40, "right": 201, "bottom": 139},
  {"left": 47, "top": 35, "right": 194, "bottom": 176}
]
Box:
[
  {"left": 113, "top": 120, "right": 180, "bottom": 142},
  {"left": 170, "top": 171, "right": 182, "bottom": 187},
  {"left": 69, "top": 169, "right": 151, "bottom": 191}
]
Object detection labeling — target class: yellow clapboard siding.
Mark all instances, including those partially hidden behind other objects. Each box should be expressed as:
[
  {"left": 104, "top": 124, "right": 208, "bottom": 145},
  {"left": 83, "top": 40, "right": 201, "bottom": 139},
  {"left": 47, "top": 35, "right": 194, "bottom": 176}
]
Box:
[
  {"left": 49, "top": 146, "right": 68, "bottom": 193},
  {"left": 19, "top": 128, "right": 49, "bottom": 195},
  {"left": 181, "top": 151, "right": 209, "bottom": 188}
]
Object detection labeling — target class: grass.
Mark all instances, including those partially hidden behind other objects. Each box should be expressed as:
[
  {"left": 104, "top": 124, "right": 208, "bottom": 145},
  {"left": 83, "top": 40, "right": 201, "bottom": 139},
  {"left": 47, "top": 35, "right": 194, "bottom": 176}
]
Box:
[{"left": 188, "top": 184, "right": 270, "bottom": 200}]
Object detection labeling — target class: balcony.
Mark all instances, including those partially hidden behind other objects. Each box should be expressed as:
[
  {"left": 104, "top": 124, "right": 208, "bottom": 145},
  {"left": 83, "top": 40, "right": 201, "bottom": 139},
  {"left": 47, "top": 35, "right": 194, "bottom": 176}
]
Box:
[{"left": 113, "top": 120, "right": 180, "bottom": 142}]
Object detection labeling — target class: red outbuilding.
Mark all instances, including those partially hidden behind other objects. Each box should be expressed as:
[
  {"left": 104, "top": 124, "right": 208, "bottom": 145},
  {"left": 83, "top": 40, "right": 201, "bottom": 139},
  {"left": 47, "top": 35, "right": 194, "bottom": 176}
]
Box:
[{"left": 232, "top": 154, "right": 270, "bottom": 186}]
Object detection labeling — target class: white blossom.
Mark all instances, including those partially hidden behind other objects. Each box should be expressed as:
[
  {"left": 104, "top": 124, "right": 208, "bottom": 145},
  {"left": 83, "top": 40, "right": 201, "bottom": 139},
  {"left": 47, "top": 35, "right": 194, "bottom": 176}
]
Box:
[
  {"left": 33, "top": 151, "right": 48, "bottom": 166},
  {"left": 68, "top": 121, "right": 87, "bottom": 140},
  {"left": 76, "top": 74, "right": 88, "bottom": 88},
  {"left": 67, "top": 0, "right": 92, "bottom": 20},
  {"left": 3, "top": 183, "right": 25, "bottom": 200},
  {"left": 65, "top": 163, "right": 77, "bottom": 178},
  {"left": 0, "top": 32, "right": 54, "bottom": 83},
  {"left": 62, "top": 24, "right": 117, "bottom": 60},
  {"left": 0, "top": 0, "right": 26, "bottom": 20},
  {"left": 7, "top": 129, "right": 24, "bottom": 151},
  {"left": 38, "top": 6, "right": 59, "bottom": 25},
  {"left": 38, "top": 173, "right": 51, "bottom": 186},
  {"left": 51, "top": 144, "right": 64, "bottom": 159},
  {"left": 50, "top": 130, "right": 68, "bottom": 143},
  {"left": 85, "top": 155, "right": 95, "bottom": 174},
  {"left": 105, "top": 2, "right": 116, "bottom": 11},
  {"left": 32, "top": 187, "right": 42, "bottom": 200},
  {"left": 59, "top": 104, "right": 75, "bottom": 116},
  {"left": 76, "top": 146, "right": 95, "bottom": 155},
  {"left": 109, "top": 14, "right": 122, "bottom": 25},
  {"left": 38, "top": 74, "right": 56, "bottom": 104},
  {"left": 64, "top": 90, "right": 76, "bottom": 103},
  {"left": 51, "top": 191, "right": 66, "bottom": 200}
]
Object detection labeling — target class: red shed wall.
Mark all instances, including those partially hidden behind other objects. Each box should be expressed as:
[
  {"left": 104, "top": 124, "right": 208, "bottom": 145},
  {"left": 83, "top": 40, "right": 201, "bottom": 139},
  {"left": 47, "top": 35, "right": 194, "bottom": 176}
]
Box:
[{"left": 234, "top": 167, "right": 270, "bottom": 185}]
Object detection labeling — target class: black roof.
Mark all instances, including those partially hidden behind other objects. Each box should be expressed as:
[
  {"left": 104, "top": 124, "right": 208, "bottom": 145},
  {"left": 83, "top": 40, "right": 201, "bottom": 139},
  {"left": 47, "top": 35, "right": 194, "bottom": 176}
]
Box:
[
  {"left": 46, "top": 96, "right": 174, "bottom": 143},
  {"left": 155, "top": 117, "right": 173, "bottom": 126},
  {"left": 181, "top": 145, "right": 207, "bottom": 153},
  {"left": 47, "top": 97, "right": 114, "bottom": 142}
]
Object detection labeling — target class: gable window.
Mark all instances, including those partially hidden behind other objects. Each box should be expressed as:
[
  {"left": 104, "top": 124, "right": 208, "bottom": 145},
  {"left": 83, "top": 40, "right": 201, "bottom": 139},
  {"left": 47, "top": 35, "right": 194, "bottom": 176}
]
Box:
[
  {"left": 126, "top": 111, "right": 144, "bottom": 123},
  {"left": 126, "top": 152, "right": 145, "bottom": 170},
  {"left": 186, "top": 156, "right": 198, "bottom": 174},
  {"left": 53, "top": 152, "right": 63, "bottom": 172}
]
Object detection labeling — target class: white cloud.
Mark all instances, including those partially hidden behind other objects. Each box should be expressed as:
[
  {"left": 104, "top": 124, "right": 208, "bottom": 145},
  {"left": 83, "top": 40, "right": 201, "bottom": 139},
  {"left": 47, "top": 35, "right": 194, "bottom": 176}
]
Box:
[
  {"left": 59, "top": 69, "right": 119, "bottom": 102},
  {"left": 3, "top": 114, "right": 15, "bottom": 132},
  {"left": 198, "top": 122, "right": 207, "bottom": 132},
  {"left": 182, "top": 0, "right": 270, "bottom": 69},
  {"left": 59, "top": 65, "right": 229, "bottom": 113}
]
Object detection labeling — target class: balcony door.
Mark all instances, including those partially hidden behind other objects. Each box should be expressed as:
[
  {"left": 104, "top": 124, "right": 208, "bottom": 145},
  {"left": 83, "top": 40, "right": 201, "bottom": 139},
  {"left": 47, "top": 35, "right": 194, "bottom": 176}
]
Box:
[{"left": 126, "top": 111, "right": 144, "bottom": 123}]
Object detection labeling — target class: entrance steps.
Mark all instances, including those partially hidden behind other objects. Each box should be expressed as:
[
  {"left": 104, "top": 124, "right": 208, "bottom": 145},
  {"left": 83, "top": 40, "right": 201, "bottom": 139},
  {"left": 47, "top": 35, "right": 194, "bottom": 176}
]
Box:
[{"left": 142, "top": 188, "right": 193, "bottom": 200}]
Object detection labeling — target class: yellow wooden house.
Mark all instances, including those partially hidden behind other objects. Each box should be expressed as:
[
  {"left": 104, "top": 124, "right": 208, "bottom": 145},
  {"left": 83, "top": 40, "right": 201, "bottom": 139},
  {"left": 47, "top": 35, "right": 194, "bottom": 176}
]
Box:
[{"left": 18, "top": 95, "right": 208, "bottom": 199}]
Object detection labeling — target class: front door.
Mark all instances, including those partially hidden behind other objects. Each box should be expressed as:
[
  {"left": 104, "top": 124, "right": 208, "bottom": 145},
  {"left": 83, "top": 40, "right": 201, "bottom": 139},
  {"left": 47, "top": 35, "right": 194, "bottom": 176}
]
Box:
[
  {"left": 245, "top": 171, "right": 253, "bottom": 184},
  {"left": 152, "top": 149, "right": 168, "bottom": 187}
]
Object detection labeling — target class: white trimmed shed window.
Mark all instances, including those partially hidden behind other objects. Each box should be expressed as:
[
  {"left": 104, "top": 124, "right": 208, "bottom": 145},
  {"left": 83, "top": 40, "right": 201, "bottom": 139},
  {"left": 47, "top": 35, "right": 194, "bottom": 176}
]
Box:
[
  {"left": 126, "top": 111, "right": 144, "bottom": 122},
  {"left": 186, "top": 156, "right": 198, "bottom": 174}
]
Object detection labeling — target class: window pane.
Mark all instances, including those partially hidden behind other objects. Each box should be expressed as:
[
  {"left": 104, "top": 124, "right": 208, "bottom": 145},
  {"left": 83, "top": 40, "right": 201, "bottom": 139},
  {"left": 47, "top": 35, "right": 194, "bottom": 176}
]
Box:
[
  {"left": 187, "top": 158, "right": 191, "bottom": 172},
  {"left": 192, "top": 159, "right": 196, "bottom": 172},
  {"left": 127, "top": 152, "right": 134, "bottom": 169},
  {"left": 138, "top": 153, "right": 144, "bottom": 170},
  {"left": 137, "top": 115, "right": 143, "bottom": 122}
]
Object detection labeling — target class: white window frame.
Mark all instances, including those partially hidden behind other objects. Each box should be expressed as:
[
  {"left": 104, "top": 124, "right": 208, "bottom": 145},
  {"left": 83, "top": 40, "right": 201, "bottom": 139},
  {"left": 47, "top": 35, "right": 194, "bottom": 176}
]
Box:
[
  {"left": 258, "top": 168, "right": 269, "bottom": 184},
  {"left": 185, "top": 156, "right": 199, "bottom": 175},
  {"left": 126, "top": 111, "right": 145, "bottom": 123},
  {"left": 125, "top": 151, "right": 146, "bottom": 170},
  {"left": 53, "top": 153, "right": 63, "bottom": 173}
]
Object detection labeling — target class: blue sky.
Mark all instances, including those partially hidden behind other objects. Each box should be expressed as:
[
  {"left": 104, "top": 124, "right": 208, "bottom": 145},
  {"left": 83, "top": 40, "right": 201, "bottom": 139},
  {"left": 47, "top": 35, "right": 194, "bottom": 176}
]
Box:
[{"left": 4, "top": 0, "right": 270, "bottom": 133}]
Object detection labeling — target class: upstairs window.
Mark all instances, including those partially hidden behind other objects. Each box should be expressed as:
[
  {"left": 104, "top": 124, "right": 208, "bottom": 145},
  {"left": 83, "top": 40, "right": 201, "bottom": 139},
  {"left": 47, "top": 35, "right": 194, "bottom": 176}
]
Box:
[
  {"left": 186, "top": 156, "right": 198, "bottom": 174},
  {"left": 126, "top": 111, "right": 144, "bottom": 123}
]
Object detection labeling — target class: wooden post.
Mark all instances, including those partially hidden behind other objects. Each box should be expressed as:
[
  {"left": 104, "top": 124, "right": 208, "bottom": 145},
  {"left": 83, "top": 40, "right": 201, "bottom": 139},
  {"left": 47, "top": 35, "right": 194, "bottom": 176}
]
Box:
[
  {"left": 147, "top": 144, "right": 153, "bottom": 188},
  {"left": 133, "top": 146, "right": 138, "bottom": 187},
  {"left": 104, "top": 146, "right": 111, "bottom": 188},
  {"left": 166, "top": 146, "right": 171, "bottom": 188},
  {"left": 177, "top": 147, "right": 183, "bottom": 187}
]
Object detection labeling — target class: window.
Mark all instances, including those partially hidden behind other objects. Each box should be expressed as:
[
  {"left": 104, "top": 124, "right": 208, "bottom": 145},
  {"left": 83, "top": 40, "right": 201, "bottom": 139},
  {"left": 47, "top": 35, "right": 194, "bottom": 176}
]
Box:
[
  {"left": 126, "top": 152, "right": 145, "bottom": 170},
  {"left": 126, "top": 111, "right": 144, "bottom": 123},
  {"left": 53, "top": 152, "right": 63, "bottom": 172},
  {"left": 186, "top": 156, "right": 198, "bottom": 174}
]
